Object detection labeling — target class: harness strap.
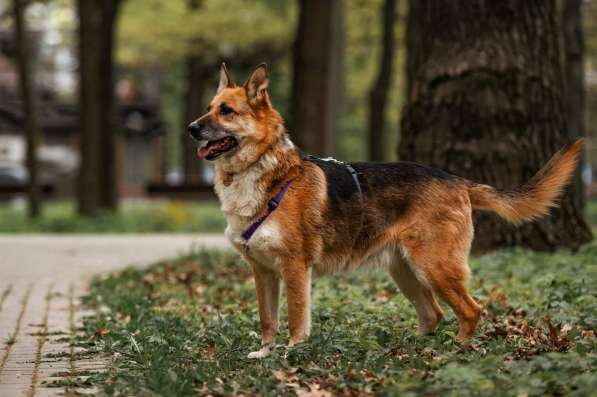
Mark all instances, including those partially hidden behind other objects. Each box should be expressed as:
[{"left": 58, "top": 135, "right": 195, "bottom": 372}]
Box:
[
  {"left": 242, "top": 179, "right": 293, "bottom": 244},
  {"left": 305, "top": 155, "right": 364, "bottom": 251},
  {"left": 305, "top": 155, "right": 363, "bottom": 194},
  {"left": 344, "top": 163, "right": 362, "bottom": 194}
]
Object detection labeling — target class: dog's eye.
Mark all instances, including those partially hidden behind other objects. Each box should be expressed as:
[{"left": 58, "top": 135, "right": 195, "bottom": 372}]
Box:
[{"left": 220, "top": 105, "right": 234, "bottom": 116}]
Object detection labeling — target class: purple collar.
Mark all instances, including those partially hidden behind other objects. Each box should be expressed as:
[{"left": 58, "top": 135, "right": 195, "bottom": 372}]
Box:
[{"left": 241, "top": 179, "right": 293, "bottom": 245}]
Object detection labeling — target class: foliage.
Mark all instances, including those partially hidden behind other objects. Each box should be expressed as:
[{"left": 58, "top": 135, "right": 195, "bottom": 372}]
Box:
[
  {"left": 80, "top": 241, "right": 596, "bottom": 396},
  {"left": 117, "top": 0, "right": 296, "bottom": 66},
  {"left": 0, "top": 200, "right": 225, "bottom": 233}
]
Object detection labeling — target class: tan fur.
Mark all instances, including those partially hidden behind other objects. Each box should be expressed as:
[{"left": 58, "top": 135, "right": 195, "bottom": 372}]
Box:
[
  {"left": 190, "top": 64, "right": 584, "bottom": 357},
  {"left": 468, "top": 139, "right": 584, "bottom": 224}
]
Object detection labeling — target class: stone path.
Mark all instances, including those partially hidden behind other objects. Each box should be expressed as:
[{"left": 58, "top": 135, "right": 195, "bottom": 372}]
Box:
[{"left": 0, "top": 234, "right": 230, "bottom": 396}]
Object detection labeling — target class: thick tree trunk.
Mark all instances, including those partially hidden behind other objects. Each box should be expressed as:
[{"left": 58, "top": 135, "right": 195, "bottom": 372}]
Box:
[
  {"left": 562, "top": 0, "right": 586, "bottom": 210},
  {"left": 182, "top": 57, "right": 210, "bottom": 184},
  {"left": 368, "top": 0, "right": 397, "bottom": 161},
  {"left": 13, "top": 0, "right": 40, "bottom": 218},
  {"left": 290, "top": 0, "right": 344, "bottom": 157},
  {"left": 399, "top": 0, "right": 592, "bottom": 252},
  {"left": 77, "top": 0, "right": 121, "bottom": 215}
]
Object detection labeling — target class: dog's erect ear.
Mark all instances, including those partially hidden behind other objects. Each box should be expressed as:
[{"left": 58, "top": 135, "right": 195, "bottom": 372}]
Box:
[
  {"left": 217, "top": 62, "right": 235, "bottom": 93},
  {"left": 244, "top": 63, "right": 269, "bottom": 102}
]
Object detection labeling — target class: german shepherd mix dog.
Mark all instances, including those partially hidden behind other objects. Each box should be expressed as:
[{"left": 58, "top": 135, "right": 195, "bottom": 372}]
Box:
[{"left": 188, "top": 63, "right": 583, "bottom": 359}]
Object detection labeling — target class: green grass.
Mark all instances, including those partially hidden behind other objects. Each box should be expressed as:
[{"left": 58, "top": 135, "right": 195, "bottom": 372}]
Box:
[
  {"left": 0, "top": 200, "right": 225, "bottom": 233},
  {"left": 81, "top": 245, "right": 597, "bottom": 396}
]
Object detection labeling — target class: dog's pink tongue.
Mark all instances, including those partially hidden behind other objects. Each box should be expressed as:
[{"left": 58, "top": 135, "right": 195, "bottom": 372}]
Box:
[
  {"left": 197, "top": 146, "right": 211, "bottom": 159},
  {"left": 198, "top": 140, "right": 226, "bottom": 159}
]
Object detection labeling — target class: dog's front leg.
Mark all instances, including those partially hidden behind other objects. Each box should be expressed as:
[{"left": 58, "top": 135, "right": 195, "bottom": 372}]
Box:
[
  {"left": 248, "top": 261, "right": 280, "bottom": 359},
  {"left": 281, "top": 259, "right": 311, "bottom": 346}
]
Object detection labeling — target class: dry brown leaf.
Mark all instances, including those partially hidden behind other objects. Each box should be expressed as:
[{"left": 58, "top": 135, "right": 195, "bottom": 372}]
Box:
[
  {"left": 94, "top": 328, "right": 110, "bottom": 337},
  {"left": 297, "top": 383, "right": 333, "bottom": 397},
  {"left": 489, "top": 287, "right": 508, "bottom": 310}
]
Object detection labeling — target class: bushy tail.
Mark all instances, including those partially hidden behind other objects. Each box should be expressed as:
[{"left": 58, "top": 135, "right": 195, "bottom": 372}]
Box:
[{"left": 468, "top": 139, "right": 584, "bottom": 225}]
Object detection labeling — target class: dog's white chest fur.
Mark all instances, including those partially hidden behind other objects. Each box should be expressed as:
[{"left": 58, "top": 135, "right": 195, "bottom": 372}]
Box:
[
  {"left": 225, "top": 215, "right": 283, "bottom": 270},
  {"left": 214, "top": 150, "right": 286, "bottom": 217},
  {"left": 216, "top": 149, "right": 288, "bottom": 269},
  {"left": 215, "top": 172, "right": 265, "bottom": 218}
]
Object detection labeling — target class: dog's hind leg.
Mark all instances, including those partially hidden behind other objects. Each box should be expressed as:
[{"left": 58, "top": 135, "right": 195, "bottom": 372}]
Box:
[
  {"left": 421, "top": 260, "right": 481, "bottom": 340},
  {"left": 395, "top": 193, "right": 482, "bottom": 341},
  {"left": 401, "top": 235, "right": 481, "bottom": 340},
  {"left": 389, "top": 257, "right": 443, "bottom": 335}
]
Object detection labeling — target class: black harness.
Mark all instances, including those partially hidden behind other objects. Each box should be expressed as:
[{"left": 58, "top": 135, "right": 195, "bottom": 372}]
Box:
[
  {"left": 305, "top": 155, "right": 364, "bottom": 250},
  {"left": 304, "top": 155, "right": 363, "bottom": 195}
]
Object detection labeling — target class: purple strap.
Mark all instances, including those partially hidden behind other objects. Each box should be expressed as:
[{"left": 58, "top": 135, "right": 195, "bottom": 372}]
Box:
[{"left": 242, "top": 179, "right": 293, "bottom": 243}]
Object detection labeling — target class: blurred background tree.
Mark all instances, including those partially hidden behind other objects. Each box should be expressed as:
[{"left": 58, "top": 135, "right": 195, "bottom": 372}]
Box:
[
  {"left": 290, "top": 0, "right": 344, "bottom": 156},
  {"left": 77, "top": 0, "right": 123, "bottom": 215},
  {"left": 11, "top": 0, "right": 40, "bottom": 218},
  {"left": 399, "top": 0, "right": 592, "bottom": 252},
  {"left": 563, "top": 0, "right": 587, "bottom": 212},
  {"left": 368, "top": 0, "right": 397, "bottom": 162}
]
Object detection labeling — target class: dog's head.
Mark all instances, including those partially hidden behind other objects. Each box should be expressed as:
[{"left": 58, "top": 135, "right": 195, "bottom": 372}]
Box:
[{"left": 188, "top": 63, "right": 284, "bottom": 170}]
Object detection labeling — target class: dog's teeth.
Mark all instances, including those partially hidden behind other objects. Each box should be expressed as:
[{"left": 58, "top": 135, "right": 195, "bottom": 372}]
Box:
[{"left": 198, "top": 140, "right": 208, "bottom": 148}]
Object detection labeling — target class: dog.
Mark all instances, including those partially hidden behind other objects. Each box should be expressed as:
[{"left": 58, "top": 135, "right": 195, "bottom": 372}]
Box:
[{"left": 188, "top": 63, "right": 584, "bottom": 359}]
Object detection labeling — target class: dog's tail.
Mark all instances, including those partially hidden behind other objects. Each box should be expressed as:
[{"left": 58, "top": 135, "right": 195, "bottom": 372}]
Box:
[{"left": 468, "top": 139, "right": 584, "bottom": 225}]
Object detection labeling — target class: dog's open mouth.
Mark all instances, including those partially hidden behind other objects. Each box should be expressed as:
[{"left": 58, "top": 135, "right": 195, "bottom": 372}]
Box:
[{"left": 197, "top": 136, "right": 238, "bottom": 160}]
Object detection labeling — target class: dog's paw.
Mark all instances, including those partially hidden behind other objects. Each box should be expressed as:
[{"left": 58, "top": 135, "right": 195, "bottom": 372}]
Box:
[
  {"left": 287, "top": 337, "right": 306, "bottom": 348},
  {"left": 247, "top": 345, "right": 272, "bottom": 359}
]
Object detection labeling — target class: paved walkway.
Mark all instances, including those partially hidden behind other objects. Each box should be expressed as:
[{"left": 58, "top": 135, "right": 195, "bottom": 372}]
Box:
[{"left": 0, "top": 234, "right": 230, "bottom": 396}]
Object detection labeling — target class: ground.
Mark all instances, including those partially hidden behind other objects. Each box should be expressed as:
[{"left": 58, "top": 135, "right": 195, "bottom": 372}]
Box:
[
  {"left": 0, "top": 234, "right": 229, "bottom": 396},
  {"left": 80, "top": 246, "right": 596, "bottom": 396},
  {"left": 0, "top": 204, "right": 596, "bottom": 396}
]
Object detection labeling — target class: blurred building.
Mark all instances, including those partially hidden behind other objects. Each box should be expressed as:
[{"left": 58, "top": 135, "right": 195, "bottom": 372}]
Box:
[{"left": 0, "top": 32, "right": 166, "bottom": 198}]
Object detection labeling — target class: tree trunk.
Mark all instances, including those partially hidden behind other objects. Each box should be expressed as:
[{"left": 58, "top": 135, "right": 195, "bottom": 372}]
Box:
[
  {"left": 399, "top": 0, "right": 592, "bottom": 253},
  {"left": 181, "top": 0, "right": 207, "bottom": 184},
  {"left": 182, "top": 57, "right": 210, "bottom": 184},
  {"left": 13, "top": 0, "right": 40, "bottom": 219},
  {"left": 368, "top": 0, "right": 397, "bottom": 161},
  {"left": 77, "top": 0, "right": 121, "bottom": 215},
  {"left": 562, "top": 0, "right": 586, "bottom": 210},
  {"left": 290, "top": 0, "right": 344, "bottom": 157}
]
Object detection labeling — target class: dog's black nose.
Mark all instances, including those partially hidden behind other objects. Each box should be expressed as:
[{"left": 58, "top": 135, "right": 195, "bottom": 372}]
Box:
[{"left": 187, "top": 121, "right": 202, "bottom": 140}]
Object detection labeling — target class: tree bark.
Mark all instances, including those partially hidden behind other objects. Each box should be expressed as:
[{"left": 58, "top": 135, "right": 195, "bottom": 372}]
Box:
[
  {"left": 399, "top": 0, "right": 592, "bottom": 253},
  {"left": 181, "top": 0, "right": 207, "bottom": 184},
  {"left": 562, "top": 0, "right": 586, "bottom": 210},
  {"left": 13, "top": 0, "right": 40, "bottom": 218},
  {"left": 77, "top": 0, "right": 121, "bottom": 215},
  {"left": 290, "top": 0, "right": 344, "bottom": 157},
  {"left": 368, "top": 0, "right": 397, "bottom": 161}
]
